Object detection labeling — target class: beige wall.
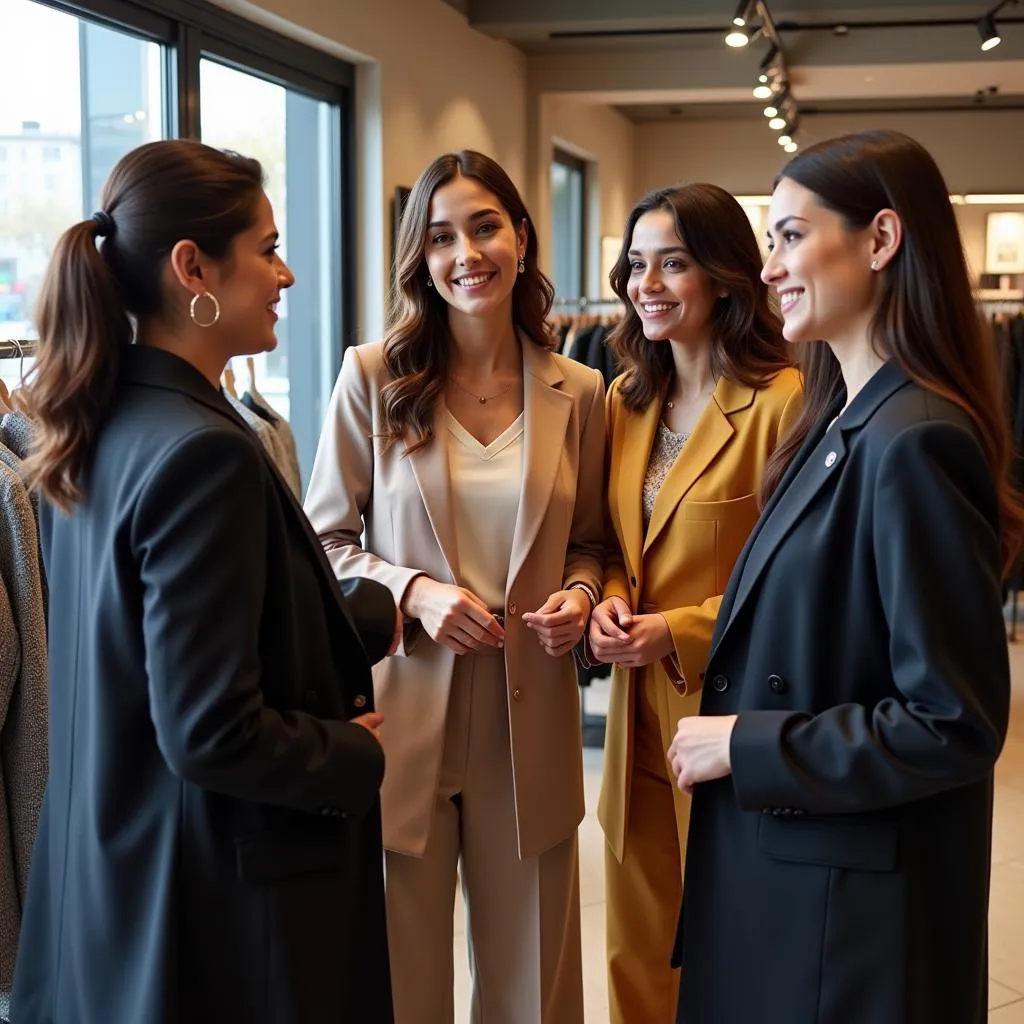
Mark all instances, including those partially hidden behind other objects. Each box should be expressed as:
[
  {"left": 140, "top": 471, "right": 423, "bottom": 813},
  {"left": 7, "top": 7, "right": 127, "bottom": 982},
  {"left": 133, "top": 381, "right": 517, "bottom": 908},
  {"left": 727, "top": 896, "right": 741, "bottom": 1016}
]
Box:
[
  {"left": 633, "top": 111, "right": 1024, "bottom": 198},
  {"left": 531, "top": 96, "right": 635, "bottom": 296},
  {"left": 218, "top": 0, "right": 528, "bottom": 340}
]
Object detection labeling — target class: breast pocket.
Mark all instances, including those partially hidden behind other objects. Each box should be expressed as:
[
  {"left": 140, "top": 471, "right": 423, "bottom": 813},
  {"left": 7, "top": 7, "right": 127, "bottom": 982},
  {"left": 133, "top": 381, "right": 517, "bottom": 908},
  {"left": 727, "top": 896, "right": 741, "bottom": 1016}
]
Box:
[{"left": 682, "top": 493, "right": 760, "bottom": 592}]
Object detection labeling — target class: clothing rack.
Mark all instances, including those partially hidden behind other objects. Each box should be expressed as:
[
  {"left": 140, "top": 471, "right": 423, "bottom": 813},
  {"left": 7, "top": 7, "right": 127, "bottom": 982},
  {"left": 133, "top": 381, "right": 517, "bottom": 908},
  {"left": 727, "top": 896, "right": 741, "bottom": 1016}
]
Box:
[{"left": 0, "top": 340, "right": 37, "bottom": 359}]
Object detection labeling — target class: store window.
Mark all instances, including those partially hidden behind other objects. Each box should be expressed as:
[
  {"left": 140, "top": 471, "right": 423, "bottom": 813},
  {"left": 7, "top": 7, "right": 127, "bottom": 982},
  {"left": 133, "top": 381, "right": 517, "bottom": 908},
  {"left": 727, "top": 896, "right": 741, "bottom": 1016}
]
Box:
[
  {"left": 1, "top": 0, "right": 354, "bottom": 484},
  {"left": 550, "top": 148, "right": 586, "bottom": 300}
]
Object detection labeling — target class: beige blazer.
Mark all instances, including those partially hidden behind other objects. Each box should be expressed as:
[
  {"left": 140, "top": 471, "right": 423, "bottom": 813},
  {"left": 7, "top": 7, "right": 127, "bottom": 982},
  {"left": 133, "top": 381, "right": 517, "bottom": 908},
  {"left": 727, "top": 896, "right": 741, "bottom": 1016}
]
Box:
[{"left": 304, "top": 340, "right": 605, "bottom": 859}]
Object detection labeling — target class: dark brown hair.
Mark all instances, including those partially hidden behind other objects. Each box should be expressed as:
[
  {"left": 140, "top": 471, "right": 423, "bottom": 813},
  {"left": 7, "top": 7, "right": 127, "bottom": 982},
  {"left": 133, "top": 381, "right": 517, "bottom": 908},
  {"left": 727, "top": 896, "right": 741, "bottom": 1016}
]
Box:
[
  {"left": 381, "top": 150, "right": 555, "bottom": 453},
  {"left": 765, "top": 130, "right": 1023, "bottom": 571},
  {"left": 25, "top": 140, "right": 264, "bottom": 511},
  {"left": 607, "top": 184, "right": 792, "bottom": 479}
]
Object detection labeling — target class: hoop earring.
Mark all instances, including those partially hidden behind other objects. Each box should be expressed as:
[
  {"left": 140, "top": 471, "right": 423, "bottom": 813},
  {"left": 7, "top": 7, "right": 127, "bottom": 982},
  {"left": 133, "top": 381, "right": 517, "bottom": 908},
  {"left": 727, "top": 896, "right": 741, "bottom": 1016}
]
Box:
[
  {"left": 190, "top": 291, "right": 221, "bottom": 328},
  {"left": 517, "top": 256, "right": 525, "bottom": 274}
]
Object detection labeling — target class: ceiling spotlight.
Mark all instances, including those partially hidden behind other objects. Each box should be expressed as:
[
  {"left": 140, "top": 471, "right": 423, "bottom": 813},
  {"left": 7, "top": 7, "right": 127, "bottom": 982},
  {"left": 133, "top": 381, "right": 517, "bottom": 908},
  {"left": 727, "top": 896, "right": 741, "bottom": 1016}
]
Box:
[
  {"left": 764, "top": 103, "right": 779, "bottom": 117},
  {"left": 977, "top": 13, "right": 1001, "bottom": 50},
  {"left": 758, "top": 72, "right": 769, "bottom": 83},
  {"left": 778, "top": 134, "right": 792, "bottom": 146},
  {"left": 753, "top": 84, "right": 773, "bottom": 99},
  {"left": 732, "top": 0, "right": 755, "bottom": 26},
  {"left": 785, "top": 141, "right": 798, "bottom": 153},
  {"left": 769, "top": 115, "right": 786, "bottom": 130},
  {"left": 726, "top": 25, "right": 753, "bottom": 46}
]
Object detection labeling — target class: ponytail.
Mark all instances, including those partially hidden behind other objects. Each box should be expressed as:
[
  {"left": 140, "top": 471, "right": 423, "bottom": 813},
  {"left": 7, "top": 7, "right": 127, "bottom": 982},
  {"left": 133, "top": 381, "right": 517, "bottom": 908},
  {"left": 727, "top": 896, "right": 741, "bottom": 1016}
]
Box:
[
  {"left": 20, "top": 139, "right": 264, "bottom": 512},
  {"left": 24, "top": 219, "right": 132, "bottom": 512}
]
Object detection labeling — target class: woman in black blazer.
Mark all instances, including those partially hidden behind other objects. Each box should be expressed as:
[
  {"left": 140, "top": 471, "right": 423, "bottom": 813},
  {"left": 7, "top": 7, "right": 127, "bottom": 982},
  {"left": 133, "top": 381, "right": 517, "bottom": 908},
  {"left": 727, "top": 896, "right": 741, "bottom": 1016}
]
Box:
[
  {"left": 667, "top": 130, "right": 1021, "bottom": 1024},
  {"left": 12, "top": 140, "right": 395, "bottom": 1023}
]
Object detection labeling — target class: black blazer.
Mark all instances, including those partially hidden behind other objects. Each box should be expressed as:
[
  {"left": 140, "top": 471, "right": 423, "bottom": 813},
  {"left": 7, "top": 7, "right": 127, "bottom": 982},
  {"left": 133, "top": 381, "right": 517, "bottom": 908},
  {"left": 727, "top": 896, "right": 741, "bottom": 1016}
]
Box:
[
  {"left": 675, "top": 362, "right": 1009, "bottom": 1024},
  {"left": 13, "top": 346, "right": 394, "bottom": 1024}
]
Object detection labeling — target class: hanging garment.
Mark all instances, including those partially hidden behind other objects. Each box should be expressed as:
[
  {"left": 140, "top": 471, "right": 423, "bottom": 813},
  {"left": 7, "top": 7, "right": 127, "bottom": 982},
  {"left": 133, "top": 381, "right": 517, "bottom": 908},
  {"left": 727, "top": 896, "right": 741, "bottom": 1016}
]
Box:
[
  {"left": 241, "top": 389, "right": 302, "bottom": 497},
  {"left": 224, "top": 393, "right": 300, "bottom": 499},
  {"left": 0, "top": 458, "right": 47, "bottom": 1011}
]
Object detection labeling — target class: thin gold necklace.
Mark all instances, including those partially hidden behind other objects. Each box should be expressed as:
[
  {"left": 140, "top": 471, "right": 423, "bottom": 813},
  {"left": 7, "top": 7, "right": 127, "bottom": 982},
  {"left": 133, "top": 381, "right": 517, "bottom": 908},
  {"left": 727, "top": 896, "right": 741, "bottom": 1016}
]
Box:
[{"left": 449, "top": 375, "right": 517, "bottom": 405}]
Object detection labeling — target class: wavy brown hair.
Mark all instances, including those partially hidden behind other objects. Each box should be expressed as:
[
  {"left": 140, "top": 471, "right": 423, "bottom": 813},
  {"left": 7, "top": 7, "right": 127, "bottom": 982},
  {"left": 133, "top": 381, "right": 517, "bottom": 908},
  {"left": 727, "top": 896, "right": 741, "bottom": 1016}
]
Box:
[
  {"left": 764, "top": 130, "right": 1024, "bottom": 571},
  {"left": 25, "top": 140, "right": 264, "bottom": 511},
  {"left": 381, "top": 150, "right": 555, "bottom": 453},
  {"left": 607, "top": 183, "right": 793, "bottom": 488}
]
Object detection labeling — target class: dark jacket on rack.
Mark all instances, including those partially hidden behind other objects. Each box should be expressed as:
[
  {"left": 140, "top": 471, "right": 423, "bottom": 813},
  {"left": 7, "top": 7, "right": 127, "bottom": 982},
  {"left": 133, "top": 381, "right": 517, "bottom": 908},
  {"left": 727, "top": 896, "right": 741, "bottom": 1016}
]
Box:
[
  {"left": 675, "top": 363, "right": 1007, "bottom": 1024},
  {"left": 12, "top": 346, "right": 394, "bottom": 1024}
]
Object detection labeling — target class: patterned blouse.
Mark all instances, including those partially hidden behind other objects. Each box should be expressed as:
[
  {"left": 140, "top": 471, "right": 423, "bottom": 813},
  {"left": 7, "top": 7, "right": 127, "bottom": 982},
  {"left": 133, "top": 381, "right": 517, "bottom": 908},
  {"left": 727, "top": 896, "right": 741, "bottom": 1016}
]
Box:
[{"left": 642, "top": 420, "right": 691, "bottom": 532}]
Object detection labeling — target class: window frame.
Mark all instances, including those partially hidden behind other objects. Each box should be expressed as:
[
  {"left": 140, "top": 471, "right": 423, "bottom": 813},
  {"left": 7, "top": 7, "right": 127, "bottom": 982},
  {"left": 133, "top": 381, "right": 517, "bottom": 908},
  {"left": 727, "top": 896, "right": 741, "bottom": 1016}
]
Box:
[
  {"left": 32, "top": 0, "right": 355, "bottom": 350},
  {"left": 26, "top": 0, "right": 357, "bottom": 472},
  {"left": 551, "top": 146, "right": 587, "bottom": 300}
]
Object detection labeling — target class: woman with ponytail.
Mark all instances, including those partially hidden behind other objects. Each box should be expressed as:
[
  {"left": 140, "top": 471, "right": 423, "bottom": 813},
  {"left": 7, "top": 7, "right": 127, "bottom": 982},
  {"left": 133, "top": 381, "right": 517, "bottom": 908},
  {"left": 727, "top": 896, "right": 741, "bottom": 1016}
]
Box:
[
  {"left": 666, "top": 131, "right": 1019, "bottom": 1024},
  {"left": 13, "top": 140, "right": 396, "bottom": 1024}
]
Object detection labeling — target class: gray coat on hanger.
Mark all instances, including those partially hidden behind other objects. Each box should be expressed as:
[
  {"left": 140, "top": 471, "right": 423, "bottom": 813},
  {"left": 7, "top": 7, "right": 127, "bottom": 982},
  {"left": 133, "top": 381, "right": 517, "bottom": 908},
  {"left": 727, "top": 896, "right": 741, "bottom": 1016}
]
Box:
[{"left": 0, "top": 458, "right": 47, "bottom": 1002}]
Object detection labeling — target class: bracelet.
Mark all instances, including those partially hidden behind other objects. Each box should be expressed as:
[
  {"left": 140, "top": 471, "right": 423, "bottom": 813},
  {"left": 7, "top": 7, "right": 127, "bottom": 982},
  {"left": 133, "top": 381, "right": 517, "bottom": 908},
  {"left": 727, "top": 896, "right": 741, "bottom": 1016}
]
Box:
[{"left": 567, "top": 581, "right": 598, "bottom": 611}]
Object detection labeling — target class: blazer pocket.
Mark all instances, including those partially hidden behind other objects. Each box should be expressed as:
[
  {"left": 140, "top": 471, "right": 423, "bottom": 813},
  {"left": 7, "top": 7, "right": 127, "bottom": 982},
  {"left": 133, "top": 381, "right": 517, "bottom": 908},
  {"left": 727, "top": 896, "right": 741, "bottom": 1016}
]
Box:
[
  {"left": 235, "top": 832, "right": 349, "bottom": 884},
  {"left": 757, "top": 815, "right": 898, "bottom": 873},
  {"left": 682, "top": 493, "right": 760, "bottom": 592}
]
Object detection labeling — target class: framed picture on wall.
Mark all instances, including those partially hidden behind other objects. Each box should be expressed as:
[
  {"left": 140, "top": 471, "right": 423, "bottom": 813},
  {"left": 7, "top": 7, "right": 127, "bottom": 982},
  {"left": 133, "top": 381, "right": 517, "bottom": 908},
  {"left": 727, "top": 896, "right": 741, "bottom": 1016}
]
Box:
[{"left": 985, "top": 212, "right": 1024, "bottom": 274}]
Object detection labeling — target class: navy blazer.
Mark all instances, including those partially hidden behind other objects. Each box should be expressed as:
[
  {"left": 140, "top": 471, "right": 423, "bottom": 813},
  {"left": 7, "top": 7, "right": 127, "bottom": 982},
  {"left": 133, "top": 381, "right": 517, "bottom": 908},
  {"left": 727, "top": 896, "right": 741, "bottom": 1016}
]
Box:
[
  {"left": 14, "top": 346, "right": 394, "bottom": 1024},
  {"left": 675, "top": 361, "right": 1009, "bottom": 1024}
]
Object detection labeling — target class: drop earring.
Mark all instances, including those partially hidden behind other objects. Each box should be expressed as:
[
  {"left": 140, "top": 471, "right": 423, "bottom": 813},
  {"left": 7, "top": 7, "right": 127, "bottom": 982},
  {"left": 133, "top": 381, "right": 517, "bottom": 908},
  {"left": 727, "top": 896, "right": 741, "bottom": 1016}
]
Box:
[{"left": 517, "top": 256, "right": 525, "bottom": 274}]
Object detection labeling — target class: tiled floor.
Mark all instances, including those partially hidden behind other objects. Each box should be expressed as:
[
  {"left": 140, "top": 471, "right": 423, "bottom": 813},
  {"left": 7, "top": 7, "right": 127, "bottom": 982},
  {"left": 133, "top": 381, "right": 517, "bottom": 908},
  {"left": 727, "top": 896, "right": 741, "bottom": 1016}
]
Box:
[{"left": 453, "top": 641, "right": 1024, "bottom": 1022}]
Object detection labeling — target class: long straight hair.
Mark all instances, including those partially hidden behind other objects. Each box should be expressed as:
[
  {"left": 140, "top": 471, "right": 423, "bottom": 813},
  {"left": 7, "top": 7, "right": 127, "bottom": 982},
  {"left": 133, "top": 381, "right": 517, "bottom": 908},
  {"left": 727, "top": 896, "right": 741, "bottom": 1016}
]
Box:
[
  {"left": 765, "top": 130, "right": 1023, "bottom": 570},
  {"left": 380, "top": 150, "right": 555, "bottom": 454},
  {"left": 26, "top": 140, "right": 264, "bottom": 511}
]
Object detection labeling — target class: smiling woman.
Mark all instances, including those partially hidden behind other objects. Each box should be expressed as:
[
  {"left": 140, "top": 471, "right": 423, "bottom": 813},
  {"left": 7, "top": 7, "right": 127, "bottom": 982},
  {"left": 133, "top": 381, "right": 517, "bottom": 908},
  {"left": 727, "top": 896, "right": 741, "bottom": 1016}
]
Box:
[{"left": 305, "top": 149, "right": 608, "bottom": 1024}]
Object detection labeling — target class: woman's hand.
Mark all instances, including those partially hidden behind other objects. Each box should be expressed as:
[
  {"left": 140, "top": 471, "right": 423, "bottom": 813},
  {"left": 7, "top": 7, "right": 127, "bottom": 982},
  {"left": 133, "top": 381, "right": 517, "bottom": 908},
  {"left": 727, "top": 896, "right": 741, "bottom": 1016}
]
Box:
[
  {"left": 589, "top": 602, "right": 673, "bottom": 668},
  {"left": 667, "top": 715, "right": 737, "bottom": 796},
  {"left": 522, "top": 589, "right": 591, "bottom": 657},
  {"left": 400, "top": 577, "right": 504, "bottom": 655}
]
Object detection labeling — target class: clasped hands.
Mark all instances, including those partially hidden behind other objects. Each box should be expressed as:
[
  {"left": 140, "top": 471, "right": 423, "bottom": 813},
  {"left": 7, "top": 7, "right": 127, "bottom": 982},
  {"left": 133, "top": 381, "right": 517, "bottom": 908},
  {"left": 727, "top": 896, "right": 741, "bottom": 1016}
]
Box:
[
  {"left": 401, "top": 576, "right": 590, "bottom": 658},
  {"left": 590, "top": 596, "right": 737, "bottom": 794},
  {"left": 587, "top": 596, "right": 675, "bottom": 668}
]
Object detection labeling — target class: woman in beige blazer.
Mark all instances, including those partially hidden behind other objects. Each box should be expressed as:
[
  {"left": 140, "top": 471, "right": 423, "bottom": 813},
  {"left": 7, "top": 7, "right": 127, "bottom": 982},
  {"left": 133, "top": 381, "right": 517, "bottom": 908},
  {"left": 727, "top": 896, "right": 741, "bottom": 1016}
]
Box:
[
  {"left": 587, "top": 183, "right": 801, "bottom": 1023},
  {"left": 304, "top": 151, "right": 604, "bottom": 1024}
]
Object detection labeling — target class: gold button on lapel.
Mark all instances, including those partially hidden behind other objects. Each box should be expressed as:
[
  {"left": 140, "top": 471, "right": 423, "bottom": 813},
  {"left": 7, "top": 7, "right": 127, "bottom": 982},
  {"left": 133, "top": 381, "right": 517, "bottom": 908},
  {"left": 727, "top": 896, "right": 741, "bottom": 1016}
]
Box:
[
  {"left": 825, "top": 451, "right": 837, "bottom": 468},
  {"left": 353, "top": 694, "right": 367, "bottom": 709}
]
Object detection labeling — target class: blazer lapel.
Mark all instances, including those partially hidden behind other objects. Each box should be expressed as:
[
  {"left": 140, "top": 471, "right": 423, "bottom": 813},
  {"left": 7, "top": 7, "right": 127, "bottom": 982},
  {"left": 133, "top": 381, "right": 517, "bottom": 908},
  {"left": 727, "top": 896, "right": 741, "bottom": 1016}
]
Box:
[
  {"left": 710, "top": 360, "right": 913, "bottom": 661},
  {"left": 507, "top": 344, "right": 573, "bottom": 595},
  {"left": 617, "top": 399, "right": 660, "bottom": 586},
  {"left": 643, "top": 378, "right": 754, "bottom": 555},
  {"left": 407, "top": 400, "right": 461, "bottom": 585}
]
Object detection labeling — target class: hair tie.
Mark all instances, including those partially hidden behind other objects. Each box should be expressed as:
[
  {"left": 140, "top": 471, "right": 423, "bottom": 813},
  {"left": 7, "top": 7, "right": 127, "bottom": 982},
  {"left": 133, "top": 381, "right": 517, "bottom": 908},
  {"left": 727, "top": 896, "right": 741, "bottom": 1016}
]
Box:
[{"left": 92, "top": 210, "right": 116, "bottom": 238}]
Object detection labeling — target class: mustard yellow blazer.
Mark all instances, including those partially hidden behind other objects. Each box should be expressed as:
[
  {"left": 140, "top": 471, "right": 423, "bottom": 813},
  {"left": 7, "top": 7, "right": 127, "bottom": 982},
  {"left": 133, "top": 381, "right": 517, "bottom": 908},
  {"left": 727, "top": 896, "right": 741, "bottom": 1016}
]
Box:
[{"left": 597, "top": 368, "right": 803, "bottom": 861}]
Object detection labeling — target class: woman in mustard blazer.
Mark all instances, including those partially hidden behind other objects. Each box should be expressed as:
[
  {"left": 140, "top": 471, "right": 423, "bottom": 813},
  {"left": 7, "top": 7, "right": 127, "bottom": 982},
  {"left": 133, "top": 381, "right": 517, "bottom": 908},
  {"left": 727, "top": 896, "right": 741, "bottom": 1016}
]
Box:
[{"left": 588, "top": 183, "right": 801, "bottom": 1023}]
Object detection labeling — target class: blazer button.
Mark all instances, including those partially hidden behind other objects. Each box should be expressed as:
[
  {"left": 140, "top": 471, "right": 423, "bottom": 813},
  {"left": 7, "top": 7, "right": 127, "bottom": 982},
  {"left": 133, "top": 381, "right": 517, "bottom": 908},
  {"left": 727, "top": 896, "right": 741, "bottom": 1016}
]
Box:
[
  {"left": 768, "top": 674, "right": 788, "bottom": 695},
  {"left": 508, "top": 600, "right": 517, "bottom": 616},
  {"left": 630, "top": 575, "right": 637, "bottom": 587},
  {"left": 711, "top": 674, "right": 729, "bottom": 693},
  {"left": 512, "top": 689, "right": 523, "bottom": 702},
  {"left": 353, "top": 694, "right": 367, "bottom": 709}
]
